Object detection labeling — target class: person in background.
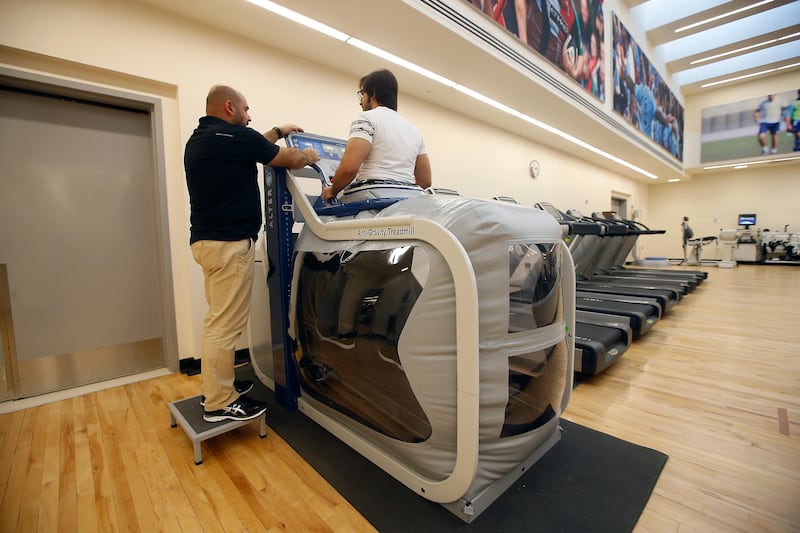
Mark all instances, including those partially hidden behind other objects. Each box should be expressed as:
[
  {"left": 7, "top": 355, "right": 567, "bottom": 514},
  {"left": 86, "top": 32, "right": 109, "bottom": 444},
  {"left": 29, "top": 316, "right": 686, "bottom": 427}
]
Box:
[
  {"left": 785, "top": 89, "right": 800, "bottom": 152},
  {"left": 185, "top": 84, "right": 320, "bottom": 422},
  {"left": 321, "top": 69, "right": 432, "bottom": 205},
  {"left": 754, "top": 94, "right": 787, "bottom": 155}
]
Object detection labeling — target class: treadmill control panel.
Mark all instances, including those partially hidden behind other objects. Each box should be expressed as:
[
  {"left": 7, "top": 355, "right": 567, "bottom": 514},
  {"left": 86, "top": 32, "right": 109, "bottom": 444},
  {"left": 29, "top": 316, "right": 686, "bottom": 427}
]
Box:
[{"left": 286, "top": 132, "right": 347, "bottom": 183}]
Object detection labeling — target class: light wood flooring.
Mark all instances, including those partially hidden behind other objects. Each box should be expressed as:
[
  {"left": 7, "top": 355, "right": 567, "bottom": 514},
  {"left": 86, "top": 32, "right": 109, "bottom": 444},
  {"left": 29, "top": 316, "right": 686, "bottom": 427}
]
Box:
[{"left": 1, "top": 263, "right": 798, "bottom": 532}]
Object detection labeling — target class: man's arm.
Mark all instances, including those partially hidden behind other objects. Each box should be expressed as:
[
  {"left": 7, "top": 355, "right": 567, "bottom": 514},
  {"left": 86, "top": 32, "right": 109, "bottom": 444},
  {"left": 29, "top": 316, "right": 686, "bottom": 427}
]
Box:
[
  {"left": 264, "top": 123, "right": 303, "bottom": 143},
  {"left": 654, "top": 108, "right": 671, "bottom": 126},
  {"left": 414, "top": 154, "right": 432, "bottom": 189},
  {"left": 262, "top": 123, "right": 320, "bottom": 169},
  {"left": 322, "top": 137, "right": 371, "bottom": 202},
  {"left": 754, "top": 104, "right": 763, "bottom": 123},
  {"left": 268, "top": 146, "right": 319, "bottom": 170},
  {"left": 561, "top": 35, "right": 586, "bottom": 80},
  {"left": 515, "top": 0, "right": 528, "bottom": 42}
]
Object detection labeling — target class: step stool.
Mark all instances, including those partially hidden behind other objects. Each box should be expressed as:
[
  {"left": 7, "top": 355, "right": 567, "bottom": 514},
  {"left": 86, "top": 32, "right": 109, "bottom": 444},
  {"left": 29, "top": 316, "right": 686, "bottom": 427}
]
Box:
[{"left": 168, "top": 395, "right": 267, "bottom": 465}]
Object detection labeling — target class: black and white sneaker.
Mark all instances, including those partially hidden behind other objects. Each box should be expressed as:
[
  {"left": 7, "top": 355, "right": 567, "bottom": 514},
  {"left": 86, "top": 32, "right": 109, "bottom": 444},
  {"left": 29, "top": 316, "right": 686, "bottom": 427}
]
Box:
[
  {"left": 199, "top": 379, "right": 254, "bottom": 407},
  {"left": 203, "top": 394, "right": 266, "bottom": 423}
]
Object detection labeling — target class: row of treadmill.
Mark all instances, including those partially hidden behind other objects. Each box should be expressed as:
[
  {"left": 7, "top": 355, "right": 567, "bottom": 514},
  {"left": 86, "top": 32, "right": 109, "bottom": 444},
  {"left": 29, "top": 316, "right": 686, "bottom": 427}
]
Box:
[{"left": 530, "top": 202, "right": 708, "bottom": 376}]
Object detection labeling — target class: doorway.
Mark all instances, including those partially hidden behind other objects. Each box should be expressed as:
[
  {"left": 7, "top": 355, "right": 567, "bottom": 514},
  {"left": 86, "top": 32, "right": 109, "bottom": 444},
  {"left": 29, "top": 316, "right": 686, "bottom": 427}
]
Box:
[
  {"left": 0, "top": 82, "right": 174, "bottom": 399},
  {"left": 610, "top": 195, "right": 628, "bottom": 220}
]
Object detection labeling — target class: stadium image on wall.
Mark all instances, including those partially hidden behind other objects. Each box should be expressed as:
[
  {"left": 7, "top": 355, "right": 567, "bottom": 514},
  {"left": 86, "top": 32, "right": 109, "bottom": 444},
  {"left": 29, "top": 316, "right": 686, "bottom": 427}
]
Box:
[{"left": 701, "top": 89, "right": 798, "bottom": 163}]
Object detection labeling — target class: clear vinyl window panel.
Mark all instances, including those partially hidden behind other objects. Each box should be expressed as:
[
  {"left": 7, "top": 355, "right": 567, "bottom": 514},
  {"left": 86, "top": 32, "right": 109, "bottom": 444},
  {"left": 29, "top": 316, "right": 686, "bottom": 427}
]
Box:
[
  {"left": 508, "top": 242, "right": 561, "bottom": 333},
  {"left": 504, "top": 242, "right": 566, "bottom": 437},
  {"left": 294, "top": 246, "right": 431, "bottom": 443}
]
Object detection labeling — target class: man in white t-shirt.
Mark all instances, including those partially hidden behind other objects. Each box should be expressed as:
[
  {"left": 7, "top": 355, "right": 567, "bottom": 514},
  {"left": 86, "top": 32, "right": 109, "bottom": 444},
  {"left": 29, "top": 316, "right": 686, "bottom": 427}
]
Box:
[
  {"left": 754, "top": 94, "right": 787, "bottom": 155},
  {"left": 321, "top": 69, "right": 432, "bottom": 204}
]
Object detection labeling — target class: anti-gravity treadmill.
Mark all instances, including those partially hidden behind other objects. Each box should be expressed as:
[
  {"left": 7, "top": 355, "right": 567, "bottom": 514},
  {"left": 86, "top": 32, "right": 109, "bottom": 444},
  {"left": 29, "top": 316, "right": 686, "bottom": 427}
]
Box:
[{"left": 256, "top": 132, "right": 575, "bottom": 523}]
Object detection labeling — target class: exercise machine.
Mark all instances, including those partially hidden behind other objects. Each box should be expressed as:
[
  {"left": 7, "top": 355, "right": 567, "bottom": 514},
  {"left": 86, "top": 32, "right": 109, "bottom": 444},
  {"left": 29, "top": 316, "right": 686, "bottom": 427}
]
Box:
[
  {"left": 681, "top": 216, "right": 717, "bottom": 266},
  {"left": 564, "top": 209, "right": 680, "bottom": 313},
  {"left": 718, "top": 229, "right": 738, "bottom": 268},
  {"left": 733, "top": 214, "right": 764, "bottom": 263},
  {"left": 500, "top": 198, "right": 634, "bottom": 375},
  {"left": 255, "top": 132, "right": 574, "bottom": 522},
  {"left": 761, "top": 225, "right": 800, "bottom": 263},
  {"left": 596, "top": 212, "right": 707, "bottom": 285}
]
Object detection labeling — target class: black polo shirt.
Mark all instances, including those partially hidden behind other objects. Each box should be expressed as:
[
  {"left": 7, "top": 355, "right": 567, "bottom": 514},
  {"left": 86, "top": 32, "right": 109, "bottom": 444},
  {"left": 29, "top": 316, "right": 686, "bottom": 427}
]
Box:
[{"left": 184, "top": 116, "right": 280, "bottom": 244}]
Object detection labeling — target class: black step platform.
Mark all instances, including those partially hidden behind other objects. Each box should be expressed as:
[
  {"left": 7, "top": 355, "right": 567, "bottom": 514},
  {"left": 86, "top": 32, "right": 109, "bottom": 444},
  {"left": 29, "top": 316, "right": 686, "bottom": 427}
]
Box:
[{"left": 168, "top": 395, "right": 267, "bottom": 465}]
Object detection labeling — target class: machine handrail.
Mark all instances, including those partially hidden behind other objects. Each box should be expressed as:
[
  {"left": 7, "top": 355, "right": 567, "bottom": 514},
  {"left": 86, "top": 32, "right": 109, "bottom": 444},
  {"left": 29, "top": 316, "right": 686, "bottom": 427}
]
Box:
[{"left": 285, "top": 168, "right": 481, "bottom": 504}]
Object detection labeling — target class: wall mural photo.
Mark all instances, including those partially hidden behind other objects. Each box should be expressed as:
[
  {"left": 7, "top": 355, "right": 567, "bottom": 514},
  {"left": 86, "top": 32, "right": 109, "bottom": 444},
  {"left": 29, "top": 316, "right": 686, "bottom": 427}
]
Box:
[
  {"left": 466, "top": 0, "right": 606, "bottom": 101},
  {"left": 612, "top": 14, "right": 684, "bottom": 163},
  {"left": 701, "top": 89, "right": 800, "bottom": 163}
]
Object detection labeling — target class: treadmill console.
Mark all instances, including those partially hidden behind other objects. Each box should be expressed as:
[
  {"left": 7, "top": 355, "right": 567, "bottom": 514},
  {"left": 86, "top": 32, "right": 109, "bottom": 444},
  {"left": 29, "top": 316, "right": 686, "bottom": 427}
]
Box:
[{"left": 285, "top": 132, "right": 347, "bottom": 185}]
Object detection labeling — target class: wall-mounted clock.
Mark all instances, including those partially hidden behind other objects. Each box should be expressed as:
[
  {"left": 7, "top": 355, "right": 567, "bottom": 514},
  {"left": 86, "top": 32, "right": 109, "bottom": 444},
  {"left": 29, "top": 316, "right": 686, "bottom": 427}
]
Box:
[{"left": 529, "top": 160, "right": 541, "bottom": 178}]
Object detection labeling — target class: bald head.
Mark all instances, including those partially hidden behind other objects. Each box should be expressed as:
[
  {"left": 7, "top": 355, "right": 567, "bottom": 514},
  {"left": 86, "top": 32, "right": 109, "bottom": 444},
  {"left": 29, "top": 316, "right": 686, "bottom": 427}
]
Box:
[{"left": 206, "top": 85, "right": 251, "bottom": 125}]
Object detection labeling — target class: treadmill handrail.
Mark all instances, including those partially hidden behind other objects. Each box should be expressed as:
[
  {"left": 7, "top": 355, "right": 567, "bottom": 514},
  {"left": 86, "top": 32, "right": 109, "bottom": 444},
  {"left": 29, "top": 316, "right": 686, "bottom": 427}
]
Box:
[{"left": 285, "top": 167, "right": 481, "bottom": 504}]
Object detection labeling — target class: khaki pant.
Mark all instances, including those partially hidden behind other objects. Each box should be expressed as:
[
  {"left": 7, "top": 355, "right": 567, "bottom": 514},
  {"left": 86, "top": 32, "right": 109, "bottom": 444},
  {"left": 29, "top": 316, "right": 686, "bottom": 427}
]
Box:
[{"left": 190, "top": 238, "right": 255, "bottom": 410}]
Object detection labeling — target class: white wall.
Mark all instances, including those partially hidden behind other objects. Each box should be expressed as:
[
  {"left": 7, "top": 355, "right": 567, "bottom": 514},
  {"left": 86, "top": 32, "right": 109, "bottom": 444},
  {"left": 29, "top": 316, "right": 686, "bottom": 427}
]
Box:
[
  {"left": 645, "top": 164, "right": 799, "bottom": 259},
  {"left": 644, "top": 68, "right": 800, "bottom": 259},
  {"left": 0, "top": 0, "right": 650, "bottom": 359}
]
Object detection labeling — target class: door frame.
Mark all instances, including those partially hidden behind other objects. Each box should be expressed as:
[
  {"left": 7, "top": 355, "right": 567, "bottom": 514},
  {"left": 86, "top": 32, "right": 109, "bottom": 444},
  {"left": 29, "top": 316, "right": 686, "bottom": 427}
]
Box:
[{"left": 0, "top": 67, "right": 179, "bottom": 398}]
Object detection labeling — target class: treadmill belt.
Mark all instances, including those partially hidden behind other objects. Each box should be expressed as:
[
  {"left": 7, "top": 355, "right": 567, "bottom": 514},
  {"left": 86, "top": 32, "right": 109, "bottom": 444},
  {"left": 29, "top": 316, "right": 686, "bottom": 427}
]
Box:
[
  {"left": 577, "top": 322, "right": 623, "bottom": 345},
  {"left": 576, "top": 282, "right": 676, "bottom": 312}
]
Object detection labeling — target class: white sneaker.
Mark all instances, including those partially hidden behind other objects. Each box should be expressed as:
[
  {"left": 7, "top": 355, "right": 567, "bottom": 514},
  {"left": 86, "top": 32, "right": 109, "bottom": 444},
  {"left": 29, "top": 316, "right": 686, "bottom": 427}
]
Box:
[
  {"left": 770, "top": 148, "right": 778, "bottom": 154},
  {"left": 203, "top": 395, "right": 266, "bottom": 422}
]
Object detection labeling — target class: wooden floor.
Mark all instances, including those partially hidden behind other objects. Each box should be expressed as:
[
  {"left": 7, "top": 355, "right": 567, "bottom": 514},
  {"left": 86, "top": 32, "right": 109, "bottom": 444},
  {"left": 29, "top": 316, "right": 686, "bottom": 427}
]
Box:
[{"left": 1, "top": 263, "right": 798, "bottom": 532}]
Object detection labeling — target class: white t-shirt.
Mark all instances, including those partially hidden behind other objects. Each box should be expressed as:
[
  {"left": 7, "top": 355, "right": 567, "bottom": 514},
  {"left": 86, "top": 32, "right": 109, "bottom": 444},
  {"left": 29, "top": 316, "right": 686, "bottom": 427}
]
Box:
[
  {"left": 758, "top": 98, "right": 786, "bottom": 124},
  {"left": 348, "top": 106, "right": 427, "bottom": 185}
]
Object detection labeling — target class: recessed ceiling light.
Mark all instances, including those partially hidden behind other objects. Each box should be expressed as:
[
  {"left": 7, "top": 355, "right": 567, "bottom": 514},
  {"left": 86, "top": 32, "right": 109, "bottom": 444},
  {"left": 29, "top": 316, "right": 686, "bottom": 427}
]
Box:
[
  {"left": 703, "top": 155, "right": 800, "bottom": 170},
  {"left": 691, "top": 32, "right": 800, "bottom": 65},
  {"left": 245, "top": 0, "right": 349, "bottom": 41},
  {"left": 674, "top": 0, "right": 774, "bottom": 33},
  {"left": 691, "top": 39, "right": 777, "bottom": 65},
  {"left": 701, "top": 61, "right": 800, "bottom": 88}
]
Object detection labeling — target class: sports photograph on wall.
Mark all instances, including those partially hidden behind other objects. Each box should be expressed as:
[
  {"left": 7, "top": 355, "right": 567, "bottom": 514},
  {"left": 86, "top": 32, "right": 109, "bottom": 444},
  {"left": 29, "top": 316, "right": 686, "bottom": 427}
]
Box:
[
  {"left": 701, "top": 89, "right": 800, "bottom": 163},
  {"left": 465, "top": 0, "right": 606, "bottom": 101},
  {"left": 611, "top": 14, "right": 684, "bottom": 163}
]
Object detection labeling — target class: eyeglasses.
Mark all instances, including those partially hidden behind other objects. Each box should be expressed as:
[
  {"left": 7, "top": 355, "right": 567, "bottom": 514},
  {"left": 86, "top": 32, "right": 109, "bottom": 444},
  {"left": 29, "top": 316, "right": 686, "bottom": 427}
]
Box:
[{"left": 356, "top": 90, "right": 365, "bottom": 101}]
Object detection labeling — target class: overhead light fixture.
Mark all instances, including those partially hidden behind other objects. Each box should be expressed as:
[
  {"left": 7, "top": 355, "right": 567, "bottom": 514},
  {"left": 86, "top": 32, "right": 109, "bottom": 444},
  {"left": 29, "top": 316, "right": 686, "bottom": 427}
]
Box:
[
  {"left": 244, "top": 0, "right": 661, "bottom": 180},
  {"left": 244, "top": 0, "right": 349, "bottom": 41},
  {"left": 674, "top": 0, "right": 774, "bottom": 33},
  {"left": 701, "top": 61, "right": 800, "bottom": 88},
  {"left": 347, "top": 39, "right": 457, "bottom": 87},
  {"left": 667, "top": 178, "right": 681, "bottom": 182},
  {"left": 692, "top": 32, "right": 800, "bottom": 65},
  {"left": 691, "top": 39, "right": 774, "bottom": 65},
  {"left": 703, "top": 155, "right": 800, "bottom": 170},
  {"left": 452, "top": 84, "right": 522, "bottom": 116}
]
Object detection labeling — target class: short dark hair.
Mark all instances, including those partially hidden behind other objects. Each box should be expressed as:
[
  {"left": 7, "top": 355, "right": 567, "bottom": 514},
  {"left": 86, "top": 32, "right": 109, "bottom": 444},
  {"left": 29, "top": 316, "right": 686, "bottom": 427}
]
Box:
[{"left": 360, "top": 69, "right": 398, "bottom": 111}]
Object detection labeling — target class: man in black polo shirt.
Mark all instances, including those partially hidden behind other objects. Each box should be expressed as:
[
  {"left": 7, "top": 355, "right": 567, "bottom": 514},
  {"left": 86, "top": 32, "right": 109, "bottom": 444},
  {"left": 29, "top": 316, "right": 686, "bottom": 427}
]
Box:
[{"left": 185, "top": 84, "right": 320, "bottom": 422}]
